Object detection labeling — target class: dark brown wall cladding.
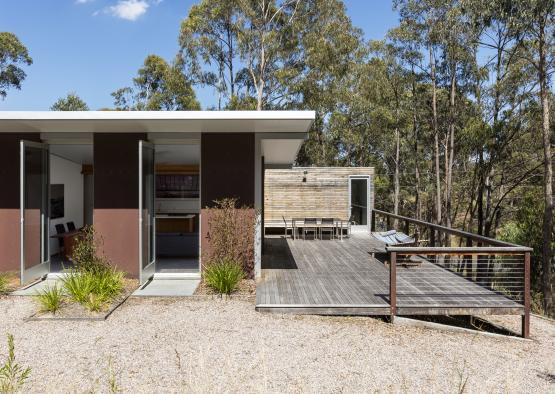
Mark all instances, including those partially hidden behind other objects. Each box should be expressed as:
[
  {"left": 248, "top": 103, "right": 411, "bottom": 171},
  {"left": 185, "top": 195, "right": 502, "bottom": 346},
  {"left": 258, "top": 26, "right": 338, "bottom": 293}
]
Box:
[
  {"left": 0, "top": 133, "right": 41, "bottom": 272},
  {"left": 201, "top": 133, "right": 255, "bottom": 208},
  {"left": 93, "top": 133, "right": 146, "bottom": 209},
  {"left": 0, "top": 133, "right": 41, "bottom": 209}
]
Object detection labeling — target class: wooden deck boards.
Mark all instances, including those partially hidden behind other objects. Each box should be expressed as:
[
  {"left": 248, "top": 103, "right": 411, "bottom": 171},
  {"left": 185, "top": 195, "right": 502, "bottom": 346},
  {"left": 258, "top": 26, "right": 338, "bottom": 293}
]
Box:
[{"left": 256, "top": 233, "right": 523, "bottom": 316}]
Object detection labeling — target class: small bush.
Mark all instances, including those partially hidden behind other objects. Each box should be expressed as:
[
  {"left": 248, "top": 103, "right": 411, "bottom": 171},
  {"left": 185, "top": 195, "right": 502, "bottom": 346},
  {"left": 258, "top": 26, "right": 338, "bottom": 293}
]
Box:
[
  {"left": 35, "top": 285, "right": 64, "bottom": 314},
  {"left": 71, "top": 225, "right": 111, "bottom": 274},
  {"left": 63, "top": 271, "right": 95, "bottom": 304},
  {"left": 204, "top": 258, "right": 244, "bottom": 295},
  {"left": 0, "top": 334, "right": 31, "bottom": 394},
  {"left": 0, "top": 274, "right": 8, "bottom": 295}
]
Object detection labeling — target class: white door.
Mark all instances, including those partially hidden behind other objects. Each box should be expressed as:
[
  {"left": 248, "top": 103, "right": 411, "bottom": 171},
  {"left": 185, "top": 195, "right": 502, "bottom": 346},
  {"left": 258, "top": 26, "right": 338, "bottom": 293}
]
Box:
[
  {"left": 20, "top": 140, "right": 50, "bottom": 284},
  {"left": 349, "top": 177, "right": 369, "bottom": 232},
  {"left": 139, "top": 141, "right": 156, "bottom": 284}
]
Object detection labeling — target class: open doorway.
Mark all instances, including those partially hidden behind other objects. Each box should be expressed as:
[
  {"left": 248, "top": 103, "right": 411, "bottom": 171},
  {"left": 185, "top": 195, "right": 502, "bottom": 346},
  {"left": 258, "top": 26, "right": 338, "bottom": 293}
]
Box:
[
  {"left": 349, "top": 176, "right": 369, "bottom": 231},
  {"left": 48, "top": 144, "right": 93, "bottom": 273},
  {"left": 154, "top": 144, "right": 200, "bottom": 276}
]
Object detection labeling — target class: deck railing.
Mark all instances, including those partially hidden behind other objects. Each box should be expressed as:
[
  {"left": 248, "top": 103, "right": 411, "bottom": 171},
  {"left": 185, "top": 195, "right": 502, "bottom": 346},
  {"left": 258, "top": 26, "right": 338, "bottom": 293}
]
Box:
[{"left": 371, "top": 210, "right": 532, "bottom": 338}]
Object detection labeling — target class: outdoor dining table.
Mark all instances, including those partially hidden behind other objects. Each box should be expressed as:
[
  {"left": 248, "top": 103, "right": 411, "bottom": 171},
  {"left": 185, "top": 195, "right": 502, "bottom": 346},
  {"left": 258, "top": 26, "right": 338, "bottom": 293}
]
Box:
[{"left": 291, "top": 218, "right": 345, "bottom": 240}]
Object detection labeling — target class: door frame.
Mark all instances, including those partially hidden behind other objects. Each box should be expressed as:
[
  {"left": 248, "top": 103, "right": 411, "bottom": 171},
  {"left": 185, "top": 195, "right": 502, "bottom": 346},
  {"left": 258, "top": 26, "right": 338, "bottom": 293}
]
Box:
[
  {"left": 20, "top": 140, "right": 50, "bottom": 284},
  {"left": 139, "top": 140, "right": 156, "bottom": 284},
  {"left": 348, "top": 175, "right": 370, "bottom": 232}
]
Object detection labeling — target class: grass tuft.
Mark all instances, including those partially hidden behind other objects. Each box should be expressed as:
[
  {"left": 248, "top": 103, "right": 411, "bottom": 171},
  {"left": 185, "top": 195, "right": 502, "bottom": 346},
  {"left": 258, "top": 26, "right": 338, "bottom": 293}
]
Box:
[
  {"left": 0, "top": 274, "right": 8, "bottom": 295},
  {"left": 62, "top": 268, "right": 124, "bottom": 312},
  {"left": 35, "top": 285, "right": 64, "bottom": 314},
  {"left": 0, "top": 334, "right": 31, "bottom": 394},
  {"left": 204, "top": 258, "right": 244, "bottom": 295}
]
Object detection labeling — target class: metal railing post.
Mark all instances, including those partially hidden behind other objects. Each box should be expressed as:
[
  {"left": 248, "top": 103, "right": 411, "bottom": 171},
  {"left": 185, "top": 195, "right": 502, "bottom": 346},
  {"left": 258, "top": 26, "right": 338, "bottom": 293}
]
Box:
[
  {"left": 522, "top": 252, "right": 530, "bottom": 339},
  {"left": 371, "top": 210, "right": 376, "bottom": 232},
  {"left": 390, "top": 251, "right": 397, "bottom": 321}
]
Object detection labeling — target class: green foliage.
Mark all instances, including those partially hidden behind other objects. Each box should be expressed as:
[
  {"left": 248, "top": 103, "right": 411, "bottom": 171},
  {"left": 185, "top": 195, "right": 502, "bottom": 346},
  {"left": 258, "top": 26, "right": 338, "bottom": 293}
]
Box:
[
  {"left": 62, "top": 269, "right": 124, "bottom": 312},
  {"left": 112, "top": 54, "right": 200, "bottom": 111},
  {"left": 204, "top": 258, "right": 244, "bottom": 295},
  {"left": 0, "top": 32, "right": 32, "bottom": 99},
  {"left": 35, "top": 285, "right": 64, "bottom": 314},
  {"left": 0, "top": 274, "right": 8, "bottom": 295},
  {"left": 0, "top": 334, "right": 31, "bottom": 394},
  {"left": 63, "top": 225, "right": 125, "bottom": 312},
  {"left": 50, "top": 92, "right": 89, "bottom": 111}
]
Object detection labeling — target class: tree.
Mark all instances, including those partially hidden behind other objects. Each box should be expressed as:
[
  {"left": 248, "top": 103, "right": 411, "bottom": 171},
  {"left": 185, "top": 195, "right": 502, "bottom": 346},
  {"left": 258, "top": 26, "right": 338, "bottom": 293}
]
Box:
[
  {"left": 112, "top": 55, "right": 200, "bottom": 111},
  {"left": 0, "top": 32, "right": 32, "bottom": 99},
  {"left": 50, "top": 93, "right": 89, "bottom": 111},
  {"left": 178, "top": 0, "right": 240, "bottom": 109}
]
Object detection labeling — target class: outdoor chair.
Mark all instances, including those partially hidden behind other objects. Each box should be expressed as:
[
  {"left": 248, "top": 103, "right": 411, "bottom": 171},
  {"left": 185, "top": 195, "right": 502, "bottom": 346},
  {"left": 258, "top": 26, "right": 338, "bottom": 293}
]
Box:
[
  {"left": 66, "top": 221, "right": 76, "bottom": 231},
  {"left": 282, "top": 216, "right": 294, "bottom": 239},
  {"left": 302, "top": 218, "right": 318, "bottom": 240},
  {"left": 320, "top": 217, "right": 335, "bottom": 240}
]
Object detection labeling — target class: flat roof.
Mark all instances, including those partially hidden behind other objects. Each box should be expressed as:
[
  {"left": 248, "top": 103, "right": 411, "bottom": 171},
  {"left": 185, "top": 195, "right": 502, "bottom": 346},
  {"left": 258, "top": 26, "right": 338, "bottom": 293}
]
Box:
[{"left": 0, "top": 110, "right": 315, "bottom": 134}]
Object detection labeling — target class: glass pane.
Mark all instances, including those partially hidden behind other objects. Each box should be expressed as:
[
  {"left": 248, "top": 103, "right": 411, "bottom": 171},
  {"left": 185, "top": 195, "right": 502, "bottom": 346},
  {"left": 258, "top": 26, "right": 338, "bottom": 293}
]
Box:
[
  {"left": 141, "top": 144, "right": 155, "bottom": 269},
  {"left": 351, "top": 179, "right": 368, "bottom": 225},
  {"left": 23, "top": 145, "right": 48, "bottom": 270}
]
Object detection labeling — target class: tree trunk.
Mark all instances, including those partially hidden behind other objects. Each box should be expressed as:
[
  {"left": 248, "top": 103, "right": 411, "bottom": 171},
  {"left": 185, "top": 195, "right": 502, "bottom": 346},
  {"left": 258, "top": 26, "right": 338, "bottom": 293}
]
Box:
[
  {"left": 394, "top": 126, "right": 400, "bottom": 216},
  {"left": 539, "top": 19, "right": 553, "bottom": 313},
  {"left": 412, "top": 74, "right": 421, "bottom": 220},
  {"left": 430, "top": 46, "right": 442, "bottom": 227},
  {"left": 445, "top": 65, "right": 456, "bottom": 234}
]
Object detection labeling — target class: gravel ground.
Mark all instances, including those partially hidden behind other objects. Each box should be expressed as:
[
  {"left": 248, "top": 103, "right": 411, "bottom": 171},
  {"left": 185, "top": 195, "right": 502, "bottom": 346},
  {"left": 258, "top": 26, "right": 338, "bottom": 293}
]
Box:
[{"left": 0, "top": 296, "right": 553, "bottom": 393}]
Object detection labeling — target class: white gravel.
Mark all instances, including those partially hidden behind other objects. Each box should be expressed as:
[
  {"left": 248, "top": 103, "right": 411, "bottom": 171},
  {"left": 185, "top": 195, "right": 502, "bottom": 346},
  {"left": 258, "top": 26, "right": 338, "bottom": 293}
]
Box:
[{"left": 0, "top": 296, "right": 553, "bottom": 393}]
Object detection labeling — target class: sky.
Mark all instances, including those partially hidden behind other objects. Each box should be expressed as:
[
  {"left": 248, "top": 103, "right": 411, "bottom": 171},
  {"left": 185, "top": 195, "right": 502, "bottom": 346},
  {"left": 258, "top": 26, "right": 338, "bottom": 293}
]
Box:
[{"left": 0, "top": 0, "right": 399, "bottom": 111}]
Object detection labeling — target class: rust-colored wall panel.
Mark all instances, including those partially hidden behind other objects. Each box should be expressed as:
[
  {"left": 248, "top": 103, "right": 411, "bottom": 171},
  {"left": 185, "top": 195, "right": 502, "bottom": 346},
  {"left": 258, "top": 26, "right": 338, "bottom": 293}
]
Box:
[
  {"left": 94, "top": 209, "right": 139, "bottom": 277},
  {"left": 0, "top": 210, "right": 20, "bottom": 271},
  {"left": 0, "top": 133, "right": 40, "bottom": 272},
  {"left": 201, "top": 133, "right": 255, "bottom": 208}
]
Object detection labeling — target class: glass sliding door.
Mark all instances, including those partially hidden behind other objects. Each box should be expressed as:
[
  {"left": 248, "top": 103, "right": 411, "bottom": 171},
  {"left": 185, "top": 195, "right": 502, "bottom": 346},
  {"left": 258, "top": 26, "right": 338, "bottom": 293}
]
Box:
[
  {"left": 139, "top": 140, "right": 156, "bottom": 284},
  {"left": 20, "top": 140, "right": 50, "bottom": 284}
]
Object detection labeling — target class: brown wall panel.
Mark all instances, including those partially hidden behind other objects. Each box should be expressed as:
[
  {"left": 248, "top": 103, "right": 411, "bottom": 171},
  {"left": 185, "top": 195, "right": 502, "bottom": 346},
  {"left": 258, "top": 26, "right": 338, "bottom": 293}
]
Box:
[
  {"left": 93, "top": 133, "right": 146, "bottom": 209},
  {"left": 0, "top": 133, "right": 40, "bottom": 272},
  {"left": 93, "top": 133, "right": 145, "bottom": 276},
  {"left": 94, "top": 209, "right": 139, "bottom": 276},
  {"left": 201, "top": 133, "right": 255, "bottom": 208}
]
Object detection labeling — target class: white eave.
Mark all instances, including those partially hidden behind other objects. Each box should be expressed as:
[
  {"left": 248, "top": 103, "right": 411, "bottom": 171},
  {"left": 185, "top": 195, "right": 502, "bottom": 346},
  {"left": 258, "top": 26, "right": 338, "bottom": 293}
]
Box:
[{"left": 0, "top": 110, "right": 315, "bottom": 134}]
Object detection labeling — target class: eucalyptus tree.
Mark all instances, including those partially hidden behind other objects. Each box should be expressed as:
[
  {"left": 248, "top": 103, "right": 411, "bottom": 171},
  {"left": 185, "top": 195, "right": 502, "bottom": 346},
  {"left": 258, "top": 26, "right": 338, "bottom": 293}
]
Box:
[
  {"left": 50, "top": 93, "right": 89, "bottom": 111},
  {"left": 178, "top": 0, "right": 240, "bottom": 109},
  {"left": 112, "top": 55, "right": 200, "bottom": 111},
  {"left": 0, "top": 32, "right": 32, "bottom": 99}
]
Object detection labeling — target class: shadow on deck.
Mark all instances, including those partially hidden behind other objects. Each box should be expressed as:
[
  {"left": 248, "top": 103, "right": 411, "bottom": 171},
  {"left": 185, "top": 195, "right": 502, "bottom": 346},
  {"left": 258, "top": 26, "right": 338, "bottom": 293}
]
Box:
[{"left": 256, "top": 233, "right": 524, "bottom": 316}]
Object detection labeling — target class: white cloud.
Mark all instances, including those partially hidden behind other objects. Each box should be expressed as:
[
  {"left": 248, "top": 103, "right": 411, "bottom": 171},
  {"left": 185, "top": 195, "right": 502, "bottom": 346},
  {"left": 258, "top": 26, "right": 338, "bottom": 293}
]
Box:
[
  {"left": 75, "top": 0, "right": 95, "bottom": 4},
  {"left": 107, "top": 0, "right": 149, "bottom": 21}
]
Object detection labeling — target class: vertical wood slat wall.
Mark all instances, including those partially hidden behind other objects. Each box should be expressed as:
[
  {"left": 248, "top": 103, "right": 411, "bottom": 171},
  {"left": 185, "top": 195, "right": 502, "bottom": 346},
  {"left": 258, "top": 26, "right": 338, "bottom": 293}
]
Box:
[{"left": 264, "top": 167, "right": 374, "bottom": 222}]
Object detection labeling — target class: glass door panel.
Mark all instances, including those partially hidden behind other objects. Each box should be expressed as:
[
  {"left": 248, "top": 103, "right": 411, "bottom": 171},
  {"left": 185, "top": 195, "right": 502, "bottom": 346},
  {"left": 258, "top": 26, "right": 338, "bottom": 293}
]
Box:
[
  {"left": 350, "top": 178, "right": 368, "bottom": 226},
  {"left": 139, "top": 140, "right": 155, "bottom": 284},
  {"left": 20, "top": 140, "right": 50, "bottom": 284}
]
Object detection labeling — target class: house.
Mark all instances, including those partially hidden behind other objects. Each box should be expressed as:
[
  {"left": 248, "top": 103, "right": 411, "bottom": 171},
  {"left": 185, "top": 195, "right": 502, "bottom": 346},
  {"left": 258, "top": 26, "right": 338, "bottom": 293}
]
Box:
[{"left": 0, "top": 111, "right": 315, "bottom": 285}]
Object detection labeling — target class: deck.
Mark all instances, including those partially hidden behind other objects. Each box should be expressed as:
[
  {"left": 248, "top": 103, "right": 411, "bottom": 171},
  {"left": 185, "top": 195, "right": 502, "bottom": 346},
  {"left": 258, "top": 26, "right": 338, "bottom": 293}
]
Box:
[{"left": 256, "top": 232, "right": 524, "bottom": 316}]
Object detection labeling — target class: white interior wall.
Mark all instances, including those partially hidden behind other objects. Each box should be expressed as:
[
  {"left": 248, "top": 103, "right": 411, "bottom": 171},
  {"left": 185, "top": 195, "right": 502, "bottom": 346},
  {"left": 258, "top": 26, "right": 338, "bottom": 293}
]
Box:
[{"left": 49, "top": 154, "right": 84, "bottom": 255}]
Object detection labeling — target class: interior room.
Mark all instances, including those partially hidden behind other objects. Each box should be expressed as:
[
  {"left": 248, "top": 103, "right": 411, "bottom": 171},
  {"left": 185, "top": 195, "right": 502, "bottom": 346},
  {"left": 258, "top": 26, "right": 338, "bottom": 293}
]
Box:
[
  {"left": 48, "top": 144, "right": 93, "bottom": 272},
  {"left": 154, "top": 143, "right": 200, "bottom": 274}
]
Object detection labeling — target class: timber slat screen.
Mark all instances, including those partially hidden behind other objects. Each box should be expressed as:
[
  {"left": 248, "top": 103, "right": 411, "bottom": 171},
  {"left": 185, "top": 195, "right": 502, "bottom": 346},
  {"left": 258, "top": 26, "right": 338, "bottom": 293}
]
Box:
[{"left": 372, "top": 210, "right": 532, "bottom": 338}]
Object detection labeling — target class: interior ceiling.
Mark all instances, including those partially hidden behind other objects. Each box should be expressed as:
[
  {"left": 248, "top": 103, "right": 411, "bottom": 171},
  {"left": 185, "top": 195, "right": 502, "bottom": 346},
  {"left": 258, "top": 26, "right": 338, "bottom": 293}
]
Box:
[
  {"left": 50, "top": 144, "right": 93, "bottom": 165},
  {"left": 155, "top": 144, "right": 200, "bottom": 165}
]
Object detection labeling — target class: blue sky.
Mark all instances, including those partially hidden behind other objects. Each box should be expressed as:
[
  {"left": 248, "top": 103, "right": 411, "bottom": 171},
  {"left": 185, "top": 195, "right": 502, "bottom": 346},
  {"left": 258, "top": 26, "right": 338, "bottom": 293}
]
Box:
[{"left": 0, "top": 0, "right": 399, "bottom": 110}]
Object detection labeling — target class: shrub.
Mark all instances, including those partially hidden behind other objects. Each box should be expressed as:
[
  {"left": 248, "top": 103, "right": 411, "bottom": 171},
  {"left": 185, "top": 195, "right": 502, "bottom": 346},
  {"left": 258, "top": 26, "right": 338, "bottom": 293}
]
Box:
[
  {"left": 204, "top": 258, "right": 244, "bottom": 295},
  {"left": 35, "top": 285, "right": 64, "bottom": 314},
  {"left": 0, "top": 274, "right": 8, "bottom": 295},
  {"left": 0, "top": 334, "right": 31, "bottom": 394},
  {"left": 203, "top": 198, "right": 259, "bottom": 278},
  {"left": 71, "top": 225, "right": 111, "bottom": 274}
]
